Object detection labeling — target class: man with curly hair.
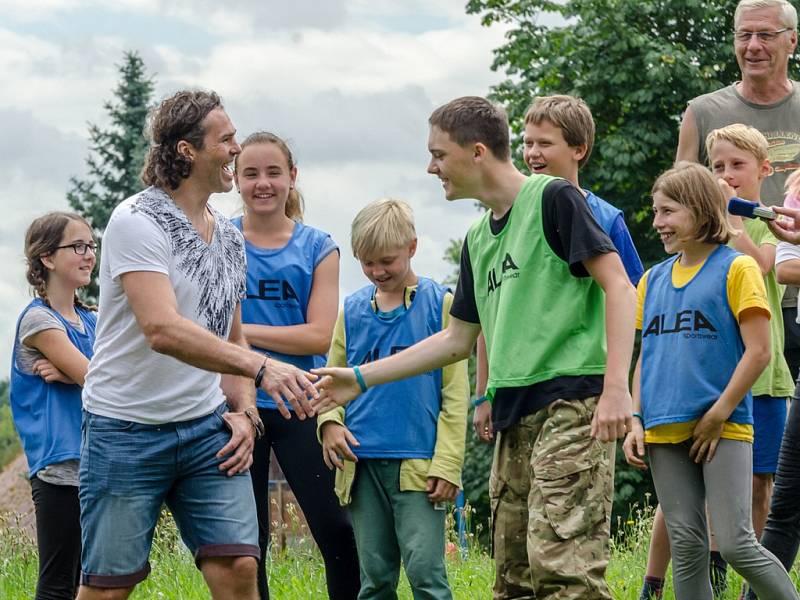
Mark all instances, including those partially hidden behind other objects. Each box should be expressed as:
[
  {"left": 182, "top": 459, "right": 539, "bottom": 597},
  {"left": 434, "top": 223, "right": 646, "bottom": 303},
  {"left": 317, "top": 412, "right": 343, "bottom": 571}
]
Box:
[{"left": 77, "top": 90, "right": 318, "bottom": 600}]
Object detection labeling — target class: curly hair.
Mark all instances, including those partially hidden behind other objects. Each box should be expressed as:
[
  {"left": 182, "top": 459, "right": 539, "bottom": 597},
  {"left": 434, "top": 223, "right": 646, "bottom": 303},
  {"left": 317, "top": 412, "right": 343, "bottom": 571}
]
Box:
[
  {"left": 25, "top": 212, "right": 96, "bottom": 311},
  {"left": 141, "top": 90, "right": 222, "bottom": 190}
]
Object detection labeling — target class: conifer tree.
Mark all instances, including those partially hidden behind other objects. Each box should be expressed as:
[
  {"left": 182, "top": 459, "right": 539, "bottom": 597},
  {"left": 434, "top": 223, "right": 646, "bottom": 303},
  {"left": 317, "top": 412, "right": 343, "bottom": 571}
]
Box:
[{"left": 68, "top": 50, "right": 155, "bottom": 299}]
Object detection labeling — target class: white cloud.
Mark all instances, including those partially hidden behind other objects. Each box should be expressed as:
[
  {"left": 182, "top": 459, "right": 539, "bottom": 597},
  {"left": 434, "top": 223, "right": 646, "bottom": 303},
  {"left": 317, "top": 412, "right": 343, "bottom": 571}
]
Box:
[
  {"left": 179, "top": 23, "right": 506, "bottom": 103},
  {"left": 0, "top": 0, "right": 508, "bottom": 374}
]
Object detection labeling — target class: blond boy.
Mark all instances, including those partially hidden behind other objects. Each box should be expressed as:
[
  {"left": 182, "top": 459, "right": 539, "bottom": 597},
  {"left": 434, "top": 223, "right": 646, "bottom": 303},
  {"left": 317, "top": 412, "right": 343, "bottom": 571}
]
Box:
[{"left": 317, "top": 199, "right": 469, "bottom": 600}]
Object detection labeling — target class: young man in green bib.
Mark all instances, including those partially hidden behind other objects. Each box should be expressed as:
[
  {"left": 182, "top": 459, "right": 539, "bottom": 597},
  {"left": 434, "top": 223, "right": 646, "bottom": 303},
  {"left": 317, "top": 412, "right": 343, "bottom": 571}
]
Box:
[{"left": 312, "top": 96, "right": 637, "bottom": 600}]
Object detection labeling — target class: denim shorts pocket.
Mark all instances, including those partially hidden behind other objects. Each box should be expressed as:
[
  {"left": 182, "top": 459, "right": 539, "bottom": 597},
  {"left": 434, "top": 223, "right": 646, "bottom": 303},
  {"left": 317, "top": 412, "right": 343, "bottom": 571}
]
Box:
[
  {"left": 84, "top": 418, "right": 164, "bottom": 494},
  {"left": 87, "top": 413, "right": 136, "bottom": 433}
]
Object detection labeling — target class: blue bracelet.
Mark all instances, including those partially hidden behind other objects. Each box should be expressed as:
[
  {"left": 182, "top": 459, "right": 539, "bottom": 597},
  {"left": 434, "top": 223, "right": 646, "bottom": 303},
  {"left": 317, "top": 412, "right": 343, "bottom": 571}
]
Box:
[
  {"left": 632, "top": 412, "right": 644, "bottom": 423},
  {"left": 472, "top": 395, "right": 488, "bottom": 408},
  {"left": 353, "top": 366, "right": 368, "bottom": 393}
]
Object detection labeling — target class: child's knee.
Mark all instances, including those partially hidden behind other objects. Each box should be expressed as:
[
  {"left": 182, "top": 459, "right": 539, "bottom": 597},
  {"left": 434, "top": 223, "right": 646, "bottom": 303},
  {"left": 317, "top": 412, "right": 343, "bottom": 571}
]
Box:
[
  {"left": 669, "top": 526, "right": 709, "bottom": 561},
  {"left": 404, "top": 557, "right": 448, "bottom": 592}
]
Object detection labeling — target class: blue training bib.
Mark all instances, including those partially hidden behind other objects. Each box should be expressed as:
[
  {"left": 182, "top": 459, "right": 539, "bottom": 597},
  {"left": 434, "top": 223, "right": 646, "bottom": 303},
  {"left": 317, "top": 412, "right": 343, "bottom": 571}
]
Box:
[
  {"left": 640, "top": 245, "right": 752, "bottom": 429},
  {"left": 344, "top": 277, "right": 446, "bottom": 459},
  {"left": 10, "top": 299, "right": 97, "bottom": 477},
  {"left": 233, "top": 217, "right": 338, "bottom": 409}
]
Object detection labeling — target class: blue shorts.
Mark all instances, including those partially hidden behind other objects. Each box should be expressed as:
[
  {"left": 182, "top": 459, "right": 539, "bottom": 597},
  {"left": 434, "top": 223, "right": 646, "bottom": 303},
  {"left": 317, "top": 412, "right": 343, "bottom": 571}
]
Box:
[
  {"left": 79, "top": 403, "right": 259, "bottom": 588},
  {"left": 753, "top": 395, "right": 789, "bottom": 475}
]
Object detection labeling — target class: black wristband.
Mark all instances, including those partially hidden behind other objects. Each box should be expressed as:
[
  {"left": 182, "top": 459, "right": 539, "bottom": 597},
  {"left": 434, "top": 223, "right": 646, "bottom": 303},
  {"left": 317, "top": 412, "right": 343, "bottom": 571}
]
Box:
[{"left": 254, "top": 354, "right": 269, "bottom": 388}]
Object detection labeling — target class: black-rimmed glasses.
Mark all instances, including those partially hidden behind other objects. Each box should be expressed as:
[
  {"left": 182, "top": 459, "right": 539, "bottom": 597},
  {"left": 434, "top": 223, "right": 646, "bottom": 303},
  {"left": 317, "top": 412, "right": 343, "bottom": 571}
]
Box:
[
  {"left": 734, "top": 28, "right": 792, "bottom": 43},
  {"left": 55, "top": 242, "right": 97, "bottom": 255}
]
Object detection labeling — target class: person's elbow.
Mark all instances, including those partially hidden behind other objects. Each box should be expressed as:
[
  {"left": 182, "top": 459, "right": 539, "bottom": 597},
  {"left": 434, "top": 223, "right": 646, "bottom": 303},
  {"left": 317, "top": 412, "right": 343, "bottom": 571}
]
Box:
[
  {"left": 308, "top": 329, "right": 334, "bottom": 356},
  {"left": 749, "top": 340, "right": 771, "bottom": 373},
  {"left": 757, "top": 258, "right": 773, "bottom": 278},
  {"left": 141, "top": 319, "right": 177, "bottom": 354},
  {"left": 441, "top": 329, "right": 473, "bottom": 363},
  {"left": 607, "top": 274, "right": 637, "bottom": 308},
  {"left": 776, "top": 262, "right": 800, "bottom": 285}
]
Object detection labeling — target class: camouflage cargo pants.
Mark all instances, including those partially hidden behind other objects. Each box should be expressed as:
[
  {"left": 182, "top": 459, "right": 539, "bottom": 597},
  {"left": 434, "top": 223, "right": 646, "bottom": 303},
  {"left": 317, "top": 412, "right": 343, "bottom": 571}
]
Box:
[{"left": 489, "top": 396, "right": 614, "bottom": 600}]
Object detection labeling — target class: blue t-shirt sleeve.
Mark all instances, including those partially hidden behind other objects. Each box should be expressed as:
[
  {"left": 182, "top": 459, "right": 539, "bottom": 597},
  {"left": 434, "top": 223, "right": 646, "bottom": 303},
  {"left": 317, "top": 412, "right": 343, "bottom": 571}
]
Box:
[
  {"left": 314, "top": 232, "right": 340, "bottom": 268},
  {"left": 609, "top": 215, "right": 644, "bottom": 286}
]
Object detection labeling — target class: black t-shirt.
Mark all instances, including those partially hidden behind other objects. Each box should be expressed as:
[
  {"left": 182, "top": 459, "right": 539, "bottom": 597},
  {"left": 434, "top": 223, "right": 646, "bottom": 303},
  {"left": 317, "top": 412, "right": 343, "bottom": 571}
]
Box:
[{"left": 451, "top": 178, "right": 618, "bottom": 431}]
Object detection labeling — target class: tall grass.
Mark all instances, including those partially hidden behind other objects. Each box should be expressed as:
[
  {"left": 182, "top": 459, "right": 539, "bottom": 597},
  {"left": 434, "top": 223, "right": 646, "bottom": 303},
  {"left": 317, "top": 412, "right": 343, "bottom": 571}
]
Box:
[{"left": 2, "top": 502, "right": 799, "bottom": 599}]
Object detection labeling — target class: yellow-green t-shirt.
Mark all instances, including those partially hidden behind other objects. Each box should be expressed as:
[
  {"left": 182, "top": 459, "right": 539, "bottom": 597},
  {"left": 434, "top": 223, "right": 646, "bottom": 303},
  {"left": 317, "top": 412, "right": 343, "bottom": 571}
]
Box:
[{"left": 734, "top": 220, "right": 794, "bottom": 397}]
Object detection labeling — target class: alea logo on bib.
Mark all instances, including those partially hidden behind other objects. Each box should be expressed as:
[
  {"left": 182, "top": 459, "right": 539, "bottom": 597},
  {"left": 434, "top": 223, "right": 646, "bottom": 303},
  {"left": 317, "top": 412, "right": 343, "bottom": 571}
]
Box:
[
  {"left": 643, "top": 309, "right": 718, "bottom": 340},
  {"left": 487, "top": 253, "right": 520, "bottom": 294},
  {"left": 247, "top": 279, "right": 299, "bottom": 307}
]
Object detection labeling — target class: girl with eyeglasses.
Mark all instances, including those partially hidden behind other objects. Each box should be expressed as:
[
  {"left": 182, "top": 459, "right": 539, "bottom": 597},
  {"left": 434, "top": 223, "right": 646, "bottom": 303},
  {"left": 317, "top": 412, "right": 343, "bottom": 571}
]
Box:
[{"left": 10, "top": 212, "right": 97, "bottom": 600}]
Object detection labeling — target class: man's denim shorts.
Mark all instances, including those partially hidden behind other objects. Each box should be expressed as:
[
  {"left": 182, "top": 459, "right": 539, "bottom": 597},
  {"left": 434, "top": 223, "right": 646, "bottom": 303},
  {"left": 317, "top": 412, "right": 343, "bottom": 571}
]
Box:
[{"left": 78, "top": 403, "right": 259, "bottom": 588}]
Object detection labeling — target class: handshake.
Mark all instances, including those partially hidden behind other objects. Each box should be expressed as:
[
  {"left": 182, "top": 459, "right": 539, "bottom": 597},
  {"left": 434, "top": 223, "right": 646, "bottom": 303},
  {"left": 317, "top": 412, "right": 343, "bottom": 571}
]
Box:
[{"left": 262, "top": 360, "right": 360, "bottom": 420}]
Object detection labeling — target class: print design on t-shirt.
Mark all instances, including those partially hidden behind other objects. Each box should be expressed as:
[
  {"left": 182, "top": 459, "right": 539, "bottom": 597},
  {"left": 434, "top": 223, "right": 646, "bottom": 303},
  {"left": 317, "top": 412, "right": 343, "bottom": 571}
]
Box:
[{"left": 130, "top": 188, "right": 245, "bottom": 338}]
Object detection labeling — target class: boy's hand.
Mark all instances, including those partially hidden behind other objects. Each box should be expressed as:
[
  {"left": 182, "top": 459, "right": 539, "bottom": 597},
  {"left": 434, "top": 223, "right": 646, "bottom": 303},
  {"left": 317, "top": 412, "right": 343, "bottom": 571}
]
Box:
[
  {"left": 690, "top": 408, "right": 725, "bottom": 463},
  {"left": 717, "top": 178, "right": 737, "bottom": 202},
  {"left": 32, "top": 358, "right": 75, "bottom": 384},
  {"left": 717, "top": 179, "right": 746, "bottom": 231},
  {"left": 622, "top": 420, "right": 647, "bottom": 470},
  {"left": 259, "top": 358, "right": 318, "bottom": 420},
  {"left": 311, "top": 368, "right": 362, "bottom": 413},
  {"left": 473, "top": 401, "right": 494, "bottom": 442},
  {"left": 767, "top": 205, "right": 800, "bottom": 242},
  {"left": 320, "top": 422, "right": 359, "bottom": 470},
  {"left": 591, "top": 383, "right": 632, "bottom": 442},
  {"left": 427, "top": 477, "right": 458, "bottom": 503}
]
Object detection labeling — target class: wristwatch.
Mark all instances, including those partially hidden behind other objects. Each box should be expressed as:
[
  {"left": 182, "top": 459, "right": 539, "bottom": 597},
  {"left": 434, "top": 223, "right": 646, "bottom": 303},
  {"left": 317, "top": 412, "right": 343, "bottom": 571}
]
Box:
[{"left": 243, "top": 407, "right": 265, "bottom": 439}]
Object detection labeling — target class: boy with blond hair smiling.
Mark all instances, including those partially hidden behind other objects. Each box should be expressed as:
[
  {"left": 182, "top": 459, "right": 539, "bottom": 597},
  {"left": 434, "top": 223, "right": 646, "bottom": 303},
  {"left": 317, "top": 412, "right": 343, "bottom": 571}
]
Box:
[{"left": 317, "top": 198, "right": 469, "bottom": 600}]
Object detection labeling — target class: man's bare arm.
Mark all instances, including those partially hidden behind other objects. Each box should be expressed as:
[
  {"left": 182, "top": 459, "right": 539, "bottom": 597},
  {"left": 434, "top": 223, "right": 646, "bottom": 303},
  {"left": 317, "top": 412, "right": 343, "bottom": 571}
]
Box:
[{"left": 121, "top": 270, "right": 316, "bottom": 416}]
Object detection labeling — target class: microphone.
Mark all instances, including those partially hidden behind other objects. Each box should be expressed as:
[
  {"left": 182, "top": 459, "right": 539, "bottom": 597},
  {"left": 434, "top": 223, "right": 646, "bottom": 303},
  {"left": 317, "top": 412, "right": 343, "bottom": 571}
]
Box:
[{"left": 727, "top": 197, "right": 777, "bottom": 221}]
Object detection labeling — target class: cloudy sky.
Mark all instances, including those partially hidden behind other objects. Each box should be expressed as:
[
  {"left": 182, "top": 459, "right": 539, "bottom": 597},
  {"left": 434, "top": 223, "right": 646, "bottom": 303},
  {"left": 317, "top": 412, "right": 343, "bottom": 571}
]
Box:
[{"left": 0, "top": 0, "right": 516, "bottom": 373}]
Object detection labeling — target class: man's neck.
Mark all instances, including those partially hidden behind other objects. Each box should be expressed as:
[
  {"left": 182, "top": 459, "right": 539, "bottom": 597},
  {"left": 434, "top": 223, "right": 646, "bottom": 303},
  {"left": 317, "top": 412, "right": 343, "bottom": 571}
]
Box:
[
  {"left": 168, "top": 180, "right": 211, "bottom": 222},
  {"left": 738, "top": 75, "right": 793, "bottom": 105},
  {"left": 478, "top": 163, "right": 528, "bottom": 219}
]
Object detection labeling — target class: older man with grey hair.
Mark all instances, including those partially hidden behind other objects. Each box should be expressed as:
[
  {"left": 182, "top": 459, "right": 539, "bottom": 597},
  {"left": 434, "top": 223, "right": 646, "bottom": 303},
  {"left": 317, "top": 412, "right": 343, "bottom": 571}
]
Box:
[{"left": 677, "top": 0, "right": 799, "bottom": 204}]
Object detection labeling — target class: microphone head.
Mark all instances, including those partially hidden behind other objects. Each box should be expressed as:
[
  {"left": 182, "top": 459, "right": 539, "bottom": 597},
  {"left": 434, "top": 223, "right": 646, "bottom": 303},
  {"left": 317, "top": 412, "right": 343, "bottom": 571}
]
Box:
[
  {"left": 728, "top": 197, "right": 757, "bottom": 218},
  {"left": 727, "top": 197, "right": 777, "bottom": 221}
]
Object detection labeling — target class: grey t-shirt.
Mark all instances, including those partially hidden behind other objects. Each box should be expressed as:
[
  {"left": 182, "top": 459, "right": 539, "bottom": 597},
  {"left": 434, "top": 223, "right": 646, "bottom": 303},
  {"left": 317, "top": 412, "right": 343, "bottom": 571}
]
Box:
[
  {"left": 691, "top": 81, "right": 800, "bottom": 206},
  {"left": 16, "top": 306, "right": 84, "bottom": 373},
  {"left": 691, "top": 81, "right": 800, "bottom": 307}
]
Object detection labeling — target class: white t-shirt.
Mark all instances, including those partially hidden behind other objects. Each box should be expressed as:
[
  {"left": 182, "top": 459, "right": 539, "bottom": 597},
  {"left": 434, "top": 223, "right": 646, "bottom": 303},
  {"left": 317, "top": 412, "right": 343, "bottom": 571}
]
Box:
[
  {"left": 83, "top": 187, "right": 246, "bottom": 424},
  {"left": 776, "top": 241, "right": 800, "bottom": 324}
]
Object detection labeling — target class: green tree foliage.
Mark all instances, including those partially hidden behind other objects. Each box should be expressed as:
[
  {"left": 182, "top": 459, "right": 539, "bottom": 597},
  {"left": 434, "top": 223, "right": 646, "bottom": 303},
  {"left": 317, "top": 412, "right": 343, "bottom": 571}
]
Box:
[
  {"left": 0, "top": 379, "right": 21, "bottom": 470},
  {"left": 465, "top": 0, "right": 800, "bottom": 265},
  {"left": 68, "top": 50, "right": 155, "bottom": 300}
]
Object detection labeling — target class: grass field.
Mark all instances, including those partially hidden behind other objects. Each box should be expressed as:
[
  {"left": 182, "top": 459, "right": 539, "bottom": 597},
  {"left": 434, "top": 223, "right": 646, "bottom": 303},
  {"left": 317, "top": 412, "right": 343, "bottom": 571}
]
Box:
[{"left": 2, "top": 505, "right": 800, "bottom": 599}]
